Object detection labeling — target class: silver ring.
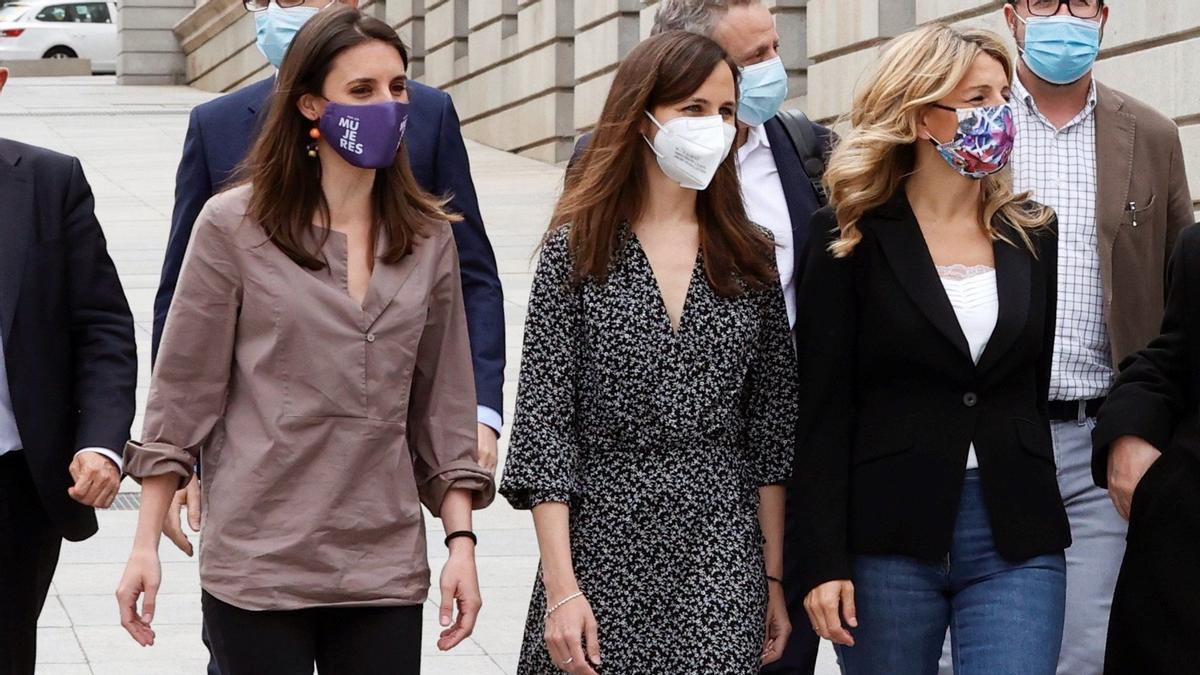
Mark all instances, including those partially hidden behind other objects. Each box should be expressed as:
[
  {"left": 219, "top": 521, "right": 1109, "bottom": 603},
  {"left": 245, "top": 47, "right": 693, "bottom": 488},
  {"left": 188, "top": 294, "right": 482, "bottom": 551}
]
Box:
[{"left": 560, "top": 657, "right": 575, "bottom": 666}]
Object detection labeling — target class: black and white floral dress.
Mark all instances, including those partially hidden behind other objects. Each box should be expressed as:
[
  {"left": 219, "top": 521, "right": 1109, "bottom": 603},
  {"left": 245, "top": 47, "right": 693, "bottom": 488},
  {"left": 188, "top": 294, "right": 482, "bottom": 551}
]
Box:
[{"left": 500, "top": 226, "right": 798, "bottom": 674}]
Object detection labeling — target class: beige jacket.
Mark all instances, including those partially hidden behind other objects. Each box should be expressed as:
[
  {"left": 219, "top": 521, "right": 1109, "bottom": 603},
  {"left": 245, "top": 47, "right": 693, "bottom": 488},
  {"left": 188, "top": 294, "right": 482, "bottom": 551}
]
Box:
[{"left": 1096, "top": 82, "right": 1194, "bottom": 366}]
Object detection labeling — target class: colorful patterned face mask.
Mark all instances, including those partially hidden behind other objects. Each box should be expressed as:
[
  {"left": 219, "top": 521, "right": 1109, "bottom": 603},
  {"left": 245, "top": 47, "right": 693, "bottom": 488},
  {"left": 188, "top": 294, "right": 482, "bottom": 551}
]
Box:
[{"left": 927, "top": 102, "right": 1016, "bottom": 179}]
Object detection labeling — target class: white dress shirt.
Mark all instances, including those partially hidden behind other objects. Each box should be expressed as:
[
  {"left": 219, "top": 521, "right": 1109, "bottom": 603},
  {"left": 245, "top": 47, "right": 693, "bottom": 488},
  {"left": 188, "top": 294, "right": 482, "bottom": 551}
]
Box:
[
  {"left": 1011, "top": 77, "right": 1112, "bottom": 401},
  {"left": 0, "top": 338, "right": 122, "bottom": 471},
  {"left": 736, "top": 124, "right": 797, "bottom": 328},
  {"left": 939, "top": 265, "right": 999, "bottom": 471}
]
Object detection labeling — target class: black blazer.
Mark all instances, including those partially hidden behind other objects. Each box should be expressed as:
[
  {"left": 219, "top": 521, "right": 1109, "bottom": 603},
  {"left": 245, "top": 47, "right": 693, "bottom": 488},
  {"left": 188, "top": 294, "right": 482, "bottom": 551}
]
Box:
[
  {"left": 790, "top": 191, "right": 1070, "bottom": 594},
  {"left": 154, "top": 77, "right": 507, "bottom": 417},
  {"left": 0, "top": 138, "right": 137, "bottom": 542},
  {"left": 1093, "top": 225, "right": 1200, "bottom": 483}
]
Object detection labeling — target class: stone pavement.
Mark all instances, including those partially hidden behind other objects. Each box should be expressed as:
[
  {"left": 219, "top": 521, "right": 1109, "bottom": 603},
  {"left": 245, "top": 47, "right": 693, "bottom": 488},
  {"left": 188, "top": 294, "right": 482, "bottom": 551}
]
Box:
[{"left": 1, "top": 75, "right": 838, "bottom": 674}]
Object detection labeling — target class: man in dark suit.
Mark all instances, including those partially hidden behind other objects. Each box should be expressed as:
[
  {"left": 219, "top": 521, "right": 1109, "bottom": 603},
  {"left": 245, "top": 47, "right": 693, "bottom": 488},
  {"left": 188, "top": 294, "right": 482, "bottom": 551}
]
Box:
[
  {"left": 0, "top": 66, "right": 138, "bottom": 674},
  {"left": 156, "top": 0, "right": 505, "bottom": 544},
  {"left": 569, "top": 2, "right": 830, "bottom": 672},
  {"left": 1092, "top": 226, "right": 1200, "bottom": 672}
]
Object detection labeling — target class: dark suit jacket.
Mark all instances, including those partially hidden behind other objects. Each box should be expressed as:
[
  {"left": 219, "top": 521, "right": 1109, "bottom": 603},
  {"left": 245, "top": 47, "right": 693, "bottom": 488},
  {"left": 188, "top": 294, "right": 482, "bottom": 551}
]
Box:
[
  {"left": 790, "top": 193, "right": 1070, "bottom": 594},
  {"left": 568, "top": 114, "right": 829, "bottom": 288},
  {"left": 0, "top": 138, "right": 137, "bottom": 542},
  {"left": 1093, "top": 226, "right": 1200, "bottom": 484},
  {"left": 154, "top": 77, "right": 506, "bottom": 417}
]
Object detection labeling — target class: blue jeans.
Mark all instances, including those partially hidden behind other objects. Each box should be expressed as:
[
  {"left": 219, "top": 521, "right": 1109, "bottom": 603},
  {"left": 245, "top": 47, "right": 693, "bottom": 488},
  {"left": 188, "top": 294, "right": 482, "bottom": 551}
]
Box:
[{"left": 837, "top": 472, "right": 1066, "bottom": 675}]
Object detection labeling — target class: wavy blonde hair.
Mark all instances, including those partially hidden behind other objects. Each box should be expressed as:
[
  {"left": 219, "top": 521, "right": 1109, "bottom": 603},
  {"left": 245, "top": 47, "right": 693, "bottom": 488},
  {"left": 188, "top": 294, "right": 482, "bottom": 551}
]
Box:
[{"left": 824, "top": 23, "right": 1053, "bottom": 258}]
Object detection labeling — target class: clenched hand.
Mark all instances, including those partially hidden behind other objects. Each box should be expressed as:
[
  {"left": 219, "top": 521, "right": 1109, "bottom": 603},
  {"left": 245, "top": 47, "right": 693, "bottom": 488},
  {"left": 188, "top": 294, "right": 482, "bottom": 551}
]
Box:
[{"left": 68, "top": 451, "right": 120, "bottom": 508}]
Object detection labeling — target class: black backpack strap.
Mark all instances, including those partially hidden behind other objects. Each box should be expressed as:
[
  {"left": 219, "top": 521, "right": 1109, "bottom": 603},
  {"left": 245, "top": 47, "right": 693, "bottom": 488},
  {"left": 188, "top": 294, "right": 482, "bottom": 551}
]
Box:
[{"left": 776, "top": 109, "right": 829, "bottom": 207}]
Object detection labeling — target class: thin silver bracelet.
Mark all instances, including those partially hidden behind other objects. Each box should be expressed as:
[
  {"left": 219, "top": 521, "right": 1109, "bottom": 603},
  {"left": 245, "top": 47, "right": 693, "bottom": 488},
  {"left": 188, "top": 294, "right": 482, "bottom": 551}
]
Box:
[{"left": 544, "top": 591, "right": 585, "bottom": 619}]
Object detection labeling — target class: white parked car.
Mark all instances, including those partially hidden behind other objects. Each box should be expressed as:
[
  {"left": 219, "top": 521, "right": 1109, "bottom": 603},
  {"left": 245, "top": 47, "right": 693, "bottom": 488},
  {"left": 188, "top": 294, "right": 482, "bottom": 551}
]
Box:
[{"left": 0, "top": 0, "right": 118, "bottom": 73}]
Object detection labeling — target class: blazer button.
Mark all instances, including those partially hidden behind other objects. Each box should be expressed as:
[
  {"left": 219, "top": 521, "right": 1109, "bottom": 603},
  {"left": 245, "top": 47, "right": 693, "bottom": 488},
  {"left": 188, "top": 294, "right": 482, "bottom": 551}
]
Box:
[
  {"left": 963, "top": 392, "right": 978, "bottom": 407},
  {"left": 365, "top": 333, "right": 376, "bottom": 343}
]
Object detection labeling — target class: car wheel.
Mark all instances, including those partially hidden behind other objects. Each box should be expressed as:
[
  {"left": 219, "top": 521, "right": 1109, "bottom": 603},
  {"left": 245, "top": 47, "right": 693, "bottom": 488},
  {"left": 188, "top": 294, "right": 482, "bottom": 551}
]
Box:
[{"left": 43, "top": 46, "right": 77, "bottom": 59}]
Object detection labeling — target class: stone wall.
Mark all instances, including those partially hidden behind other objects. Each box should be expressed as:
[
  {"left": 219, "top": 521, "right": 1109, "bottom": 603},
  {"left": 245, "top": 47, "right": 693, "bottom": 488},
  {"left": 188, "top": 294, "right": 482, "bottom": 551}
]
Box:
[
  {"left": 116, "top": 0, "right": 192, "bottom": 84},
  {"left": 166, "top": 0, "right": 1200, "bottom": 182},
  {"left": 171, "top": 0, "right": 810, "bottom": 163}
]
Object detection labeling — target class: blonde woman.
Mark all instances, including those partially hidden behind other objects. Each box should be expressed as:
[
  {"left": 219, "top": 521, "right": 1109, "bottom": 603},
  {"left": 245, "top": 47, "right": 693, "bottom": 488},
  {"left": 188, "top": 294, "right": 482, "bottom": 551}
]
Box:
[{"left": 789, "top": 24, "right": 1067, "bottom": 674}]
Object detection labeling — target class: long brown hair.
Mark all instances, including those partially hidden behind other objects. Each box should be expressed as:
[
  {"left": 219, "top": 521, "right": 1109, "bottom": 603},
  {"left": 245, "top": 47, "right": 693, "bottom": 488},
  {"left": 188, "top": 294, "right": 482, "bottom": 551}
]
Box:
[
  {"left": 553, "top": 30, "right": 775, "bottom": 297},
  {"left": 236, "top": 5, "right": 458, "bottom": 270}
]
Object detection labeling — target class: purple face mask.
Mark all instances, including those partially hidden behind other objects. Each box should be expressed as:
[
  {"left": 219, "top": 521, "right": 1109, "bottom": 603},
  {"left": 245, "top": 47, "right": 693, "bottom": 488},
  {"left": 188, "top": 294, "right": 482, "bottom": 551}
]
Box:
[{"left": 317, "top": 100, "right": 409, "bottom": 169}]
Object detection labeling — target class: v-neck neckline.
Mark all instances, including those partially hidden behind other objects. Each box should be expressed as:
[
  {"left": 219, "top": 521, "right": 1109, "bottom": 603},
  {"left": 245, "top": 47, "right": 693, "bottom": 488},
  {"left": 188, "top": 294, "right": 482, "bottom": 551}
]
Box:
[
  {"left": 629, "top": 231, "right": 702, "bottom": 337},
  {"left": 319, "top": 226, "right": 380, "bottom": 312}
]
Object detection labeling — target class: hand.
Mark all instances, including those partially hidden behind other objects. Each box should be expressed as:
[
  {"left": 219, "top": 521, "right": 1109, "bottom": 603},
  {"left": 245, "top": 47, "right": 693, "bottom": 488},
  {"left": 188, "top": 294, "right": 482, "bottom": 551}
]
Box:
[
  {"left": 544, "top": 591, "right": 601, "bottom": 674},
  {"left": 804, "top": 580, "right": 857, "bottom": 647},
  {"left": 476, "top": 423, "right": 498, "bottom": 473},
  {"left": 437, "top": 544, "right": 483, "bottom": 651},
  {"left": 116, "top": 548, "right": 161, "bottom": 646},
  {"left": 761, "top": 580, "right": 792, "bottom": 665},
  {"left": 163, "top": 475, "right": 203, "bottom": 556},
  {"left": 68, "top": 451, "right": 120, "bottom": 508},
  {"left": 1107, "top": 435, "right": 1163, "bottom": 520}
]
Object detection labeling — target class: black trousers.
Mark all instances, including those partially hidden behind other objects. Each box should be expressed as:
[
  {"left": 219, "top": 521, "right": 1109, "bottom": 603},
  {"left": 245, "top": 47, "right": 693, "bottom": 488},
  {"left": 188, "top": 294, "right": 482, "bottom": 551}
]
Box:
[
  {"left": 202, "top": 591, "right": 423, "bottom": 675},
  {"left": 1104, "top": 449, "right": 1200, "bottom": 674},
  {"left": 0, "top": 452, "right": 63, "bottom": 675},
  {"left": 760, "top": 483, "right": 821, "bottom": 675}
]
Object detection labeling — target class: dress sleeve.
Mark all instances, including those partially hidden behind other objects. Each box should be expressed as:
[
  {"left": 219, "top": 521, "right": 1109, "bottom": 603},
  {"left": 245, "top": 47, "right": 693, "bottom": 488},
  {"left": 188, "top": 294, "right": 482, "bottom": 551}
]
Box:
[
  {"left": 124, "top": 200, "right": 241, "bottom": 489},
  {"left": 407, "top": 229, "right": 497, "bottom": 517},
  {"left": 742, "top": 257, "right": 799, "bottom": 487},
  {"left": 499, "top": 229, "right": 581, "bottom": 510}
]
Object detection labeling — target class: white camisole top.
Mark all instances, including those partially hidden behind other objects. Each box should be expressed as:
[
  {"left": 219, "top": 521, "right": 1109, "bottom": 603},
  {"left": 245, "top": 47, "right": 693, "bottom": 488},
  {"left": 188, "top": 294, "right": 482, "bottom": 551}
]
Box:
[{"left": 937, "top": 264, "right": 999, "bottom": 471}]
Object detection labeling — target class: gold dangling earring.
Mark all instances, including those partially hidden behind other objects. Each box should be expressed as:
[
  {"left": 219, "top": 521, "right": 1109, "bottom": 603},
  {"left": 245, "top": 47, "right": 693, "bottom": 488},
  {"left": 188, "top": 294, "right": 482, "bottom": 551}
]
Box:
[{"left": 307, "top": 126, "right": 320, "bottom": 158}]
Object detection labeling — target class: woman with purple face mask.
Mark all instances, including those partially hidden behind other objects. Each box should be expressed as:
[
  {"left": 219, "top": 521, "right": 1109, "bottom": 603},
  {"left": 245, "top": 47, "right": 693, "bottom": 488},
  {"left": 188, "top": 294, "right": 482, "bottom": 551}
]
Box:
[
  {"left": 791, "top": 24, "right": 1068, "bottom": 674},
  {"left": 114, "top": 7, "right": 494, "bottom": 674}
]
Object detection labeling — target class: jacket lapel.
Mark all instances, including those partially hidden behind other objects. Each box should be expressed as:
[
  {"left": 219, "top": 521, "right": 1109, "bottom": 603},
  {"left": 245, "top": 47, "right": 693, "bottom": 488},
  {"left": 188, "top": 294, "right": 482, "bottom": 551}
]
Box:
[
  {"left": 0, "top": 141, "right": 33, "bottom": 347},
  {"left": 976, "top": 230, "right": 1031, "bottom": 373},
  {"left": 763, "top": 118, "right": 820, "bottom": 260},
  {"left": 1094, "top": 83, "right": 1135, "bottom": 293},
  {"left": 872, "top": 193, "right": 972, "bottom": 359}
]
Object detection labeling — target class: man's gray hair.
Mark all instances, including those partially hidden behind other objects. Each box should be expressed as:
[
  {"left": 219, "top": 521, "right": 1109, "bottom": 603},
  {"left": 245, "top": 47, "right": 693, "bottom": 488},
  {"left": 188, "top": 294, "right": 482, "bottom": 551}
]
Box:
[{"left": 650, "top": 0, "right": 760, "bottom": 37}]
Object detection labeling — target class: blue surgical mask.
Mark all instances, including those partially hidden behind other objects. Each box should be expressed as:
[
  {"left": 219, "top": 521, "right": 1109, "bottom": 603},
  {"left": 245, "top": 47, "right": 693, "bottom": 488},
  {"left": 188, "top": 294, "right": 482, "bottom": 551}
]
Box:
[
  {"left": 254, "top": 2, "right": 320, "bottom": 69},
  {"left": 1018, "top": 15, "right": 1101, "bottom": 85},
  {"left": 737, "top": 56, "right": 789, "bottom": 127}
]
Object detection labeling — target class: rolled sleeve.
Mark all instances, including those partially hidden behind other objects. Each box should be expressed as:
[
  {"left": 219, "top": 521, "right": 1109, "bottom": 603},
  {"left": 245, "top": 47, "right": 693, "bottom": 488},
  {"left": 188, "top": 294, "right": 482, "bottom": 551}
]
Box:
[
  {"left": 408, "top": 230, "right": 497, "bottom": 515},
  {"left": 419, "top": 458, "right": 497, "bottom": 517},
  {"left": 123, "top": 440, "right": 195, "bottom": 487},
  {"left": 128, "top": 200, "right": 241, "bottom": 489}
]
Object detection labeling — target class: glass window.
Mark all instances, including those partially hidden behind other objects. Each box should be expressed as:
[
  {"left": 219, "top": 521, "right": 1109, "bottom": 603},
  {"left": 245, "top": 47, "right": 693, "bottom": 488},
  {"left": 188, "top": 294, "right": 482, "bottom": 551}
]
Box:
[
  {"left": 68, "top": 2, "right": 89, "bottom": 21},
  {"left": 86, "top": 2, "right": 109, "bottom": 22},
  {"left": 34, "top": 4, "right": 70, "bottom": 21}
]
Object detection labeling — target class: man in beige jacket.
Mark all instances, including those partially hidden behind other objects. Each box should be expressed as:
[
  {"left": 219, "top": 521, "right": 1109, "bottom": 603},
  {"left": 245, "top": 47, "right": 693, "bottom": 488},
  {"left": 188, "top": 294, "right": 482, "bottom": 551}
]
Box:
[{"left": 1004, "top": 1, "right": 1193, "bottom": 673}]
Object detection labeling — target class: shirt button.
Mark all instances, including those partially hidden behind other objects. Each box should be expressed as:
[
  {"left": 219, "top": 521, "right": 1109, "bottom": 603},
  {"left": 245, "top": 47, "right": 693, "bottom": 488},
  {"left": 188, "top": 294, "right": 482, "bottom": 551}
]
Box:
[
  {"left": 365, "top": 333, "right": 376, "bottom": 343},
  {"left": 963, "top": 392, "right": 978, "bottom": 407}
]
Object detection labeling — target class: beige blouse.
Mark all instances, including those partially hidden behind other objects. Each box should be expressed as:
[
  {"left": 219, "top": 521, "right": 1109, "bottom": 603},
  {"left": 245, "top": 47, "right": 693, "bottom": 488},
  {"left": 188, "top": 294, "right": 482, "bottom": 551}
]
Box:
[{"left": 126, "top": 185, "right": 494, "bottom": 611}]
